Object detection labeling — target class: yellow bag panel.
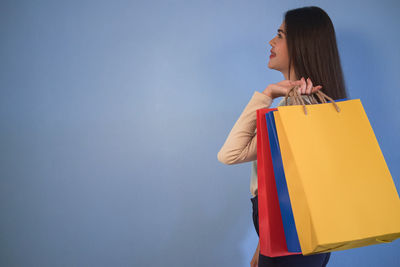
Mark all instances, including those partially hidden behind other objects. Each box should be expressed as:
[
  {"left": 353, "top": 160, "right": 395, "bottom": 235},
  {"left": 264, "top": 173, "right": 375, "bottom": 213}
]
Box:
[{"left": 274, "top": 99, "right": 400, "bottom": 255}]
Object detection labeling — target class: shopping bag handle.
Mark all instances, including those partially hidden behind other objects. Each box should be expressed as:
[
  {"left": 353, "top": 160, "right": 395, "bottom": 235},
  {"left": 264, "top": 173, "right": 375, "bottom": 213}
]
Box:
[{"left": 284, "top": 86, "right": 341, "bottom": 115}]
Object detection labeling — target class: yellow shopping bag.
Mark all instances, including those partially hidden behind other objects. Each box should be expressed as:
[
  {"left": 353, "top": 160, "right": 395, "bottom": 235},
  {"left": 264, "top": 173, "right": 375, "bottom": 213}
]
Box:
[{"left": 274, "top": 89, "right": 400, "bottom": 255}]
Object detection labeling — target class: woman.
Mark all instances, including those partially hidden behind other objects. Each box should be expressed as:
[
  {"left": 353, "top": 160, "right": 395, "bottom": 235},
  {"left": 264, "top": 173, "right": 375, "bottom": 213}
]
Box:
[{"left": 217, "top": 6, "right": 348, "bottom": 267}]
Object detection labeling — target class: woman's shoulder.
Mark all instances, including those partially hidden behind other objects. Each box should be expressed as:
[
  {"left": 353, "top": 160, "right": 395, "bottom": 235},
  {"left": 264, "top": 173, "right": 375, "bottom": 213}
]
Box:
[{"left": 277, "top": 97, "right": 286, "bottom": 107}]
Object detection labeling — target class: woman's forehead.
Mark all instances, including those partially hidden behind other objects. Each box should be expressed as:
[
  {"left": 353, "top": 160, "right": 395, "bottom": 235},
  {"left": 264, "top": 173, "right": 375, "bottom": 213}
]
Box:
[{"left": 279, "top": 21, "right": 285, "bottom": 30}]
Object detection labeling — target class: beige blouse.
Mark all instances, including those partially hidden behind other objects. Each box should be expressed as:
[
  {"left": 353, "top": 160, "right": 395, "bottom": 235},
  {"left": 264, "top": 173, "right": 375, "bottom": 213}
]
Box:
[{"left": 217, "top": 91, "right": 311, "bottom": 197}]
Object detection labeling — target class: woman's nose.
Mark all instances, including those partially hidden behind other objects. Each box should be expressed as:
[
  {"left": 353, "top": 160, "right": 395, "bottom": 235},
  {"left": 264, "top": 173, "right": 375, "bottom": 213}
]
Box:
[{"left": 269, "top": 38, "right": 275, "bottom": 47}]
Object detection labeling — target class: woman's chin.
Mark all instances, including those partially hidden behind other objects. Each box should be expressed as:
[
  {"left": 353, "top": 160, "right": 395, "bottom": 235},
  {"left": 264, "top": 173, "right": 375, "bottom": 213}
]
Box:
[
  {"left": 267, "top": 63, "right": 282, "bottom": 72},
  {"left": 267, "top": 63, "right": 275, "bottom": 70}
]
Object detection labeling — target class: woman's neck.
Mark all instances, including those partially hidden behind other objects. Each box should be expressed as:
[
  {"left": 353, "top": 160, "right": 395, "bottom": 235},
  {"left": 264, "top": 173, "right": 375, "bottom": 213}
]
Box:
[{"left": 283, "top": 67, "right": 297, "bottom": 81}]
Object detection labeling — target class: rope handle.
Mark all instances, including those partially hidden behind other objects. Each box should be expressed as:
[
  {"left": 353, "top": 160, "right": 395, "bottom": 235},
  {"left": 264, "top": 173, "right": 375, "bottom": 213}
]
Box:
[{"left": 283, "top": 85, "right": 341, "bottom": 115}]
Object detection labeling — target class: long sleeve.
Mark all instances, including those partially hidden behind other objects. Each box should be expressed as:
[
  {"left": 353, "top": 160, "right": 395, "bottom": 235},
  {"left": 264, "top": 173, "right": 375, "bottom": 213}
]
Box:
[{"left": 217, "top": 91, "right": 273, "bottom": 165}]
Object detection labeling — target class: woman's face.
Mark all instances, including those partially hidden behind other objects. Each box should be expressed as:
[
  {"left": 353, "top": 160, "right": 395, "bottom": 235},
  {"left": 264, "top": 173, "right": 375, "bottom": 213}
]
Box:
[{"left": 268, "top": 21, "right": 290, "bottom": 74}]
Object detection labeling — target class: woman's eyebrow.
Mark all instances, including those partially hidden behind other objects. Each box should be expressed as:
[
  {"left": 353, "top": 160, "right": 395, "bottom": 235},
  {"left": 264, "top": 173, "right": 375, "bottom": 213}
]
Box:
[{"left": 278, "top": 29, "right": 285, "bottom": 34}]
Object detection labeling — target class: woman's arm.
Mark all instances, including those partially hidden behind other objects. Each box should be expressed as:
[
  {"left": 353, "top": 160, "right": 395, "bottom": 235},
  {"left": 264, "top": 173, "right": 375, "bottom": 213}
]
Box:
[
  {"left": 217, "top": 78, "right": 321, "bottom": 165},
  {"left": 217, "top": 91, "right": 273, "bottom": 165}
]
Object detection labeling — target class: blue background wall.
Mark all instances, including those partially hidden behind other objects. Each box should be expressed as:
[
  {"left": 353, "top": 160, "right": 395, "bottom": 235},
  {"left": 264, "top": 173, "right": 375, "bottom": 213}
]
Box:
[{"left": 1, "top": 0, "right": 399, "bottom": 266}]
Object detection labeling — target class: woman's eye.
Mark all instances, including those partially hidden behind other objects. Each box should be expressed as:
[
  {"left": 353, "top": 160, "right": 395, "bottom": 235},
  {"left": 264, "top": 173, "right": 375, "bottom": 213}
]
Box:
[{"left": 278, "top": 34, "right": 282, "bottom": 38}]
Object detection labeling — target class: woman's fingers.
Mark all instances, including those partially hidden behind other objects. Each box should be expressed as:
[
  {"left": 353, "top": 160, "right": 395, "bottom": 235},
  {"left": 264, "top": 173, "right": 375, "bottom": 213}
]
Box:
[
  {"left": 268, "top": 78, "right": 322, "bottom": 98},
  {"left": 306, "top": 78, "right": 313, "bottom": 94},
  {"left": 279, "top": 80, "right": 299, "bottom": 87},
  {"left": 312, "top": 85, "right": 323, "bottom": 93},
  {"left": 301, "top": 77, "right": 322, "bottom": 95},
  {"left": 290, "top": 80, "right": 302, "bottom": 87},
  {"left": 300, "top": 77, "right": 307, "bottom": 94}
]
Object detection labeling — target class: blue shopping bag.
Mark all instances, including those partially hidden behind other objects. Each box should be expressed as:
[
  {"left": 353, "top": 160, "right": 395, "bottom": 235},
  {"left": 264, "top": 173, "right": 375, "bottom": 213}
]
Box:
[{"left": 266, "top": 111, "right": 301, "bottom": 252}]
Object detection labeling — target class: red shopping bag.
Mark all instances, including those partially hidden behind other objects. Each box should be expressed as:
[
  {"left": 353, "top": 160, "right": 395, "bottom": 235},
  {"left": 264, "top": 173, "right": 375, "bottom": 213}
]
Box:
[{"left": 256, "top": 108, "right": 302, "bottom": 257}]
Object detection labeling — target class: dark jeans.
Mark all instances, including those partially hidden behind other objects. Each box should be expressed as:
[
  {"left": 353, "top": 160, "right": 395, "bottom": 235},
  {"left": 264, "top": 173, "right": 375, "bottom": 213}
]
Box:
[{"left": 251, "top": 196, "right": 331, "bottom": 267}]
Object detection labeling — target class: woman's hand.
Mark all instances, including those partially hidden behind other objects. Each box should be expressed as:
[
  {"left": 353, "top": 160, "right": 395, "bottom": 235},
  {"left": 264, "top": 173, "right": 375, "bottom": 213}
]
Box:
[
  {"left": 250, "top": 241, "right": 260, "bottom": 267},
  {"left": 262, "top": 77, "right": 322, "bottom": 99}
]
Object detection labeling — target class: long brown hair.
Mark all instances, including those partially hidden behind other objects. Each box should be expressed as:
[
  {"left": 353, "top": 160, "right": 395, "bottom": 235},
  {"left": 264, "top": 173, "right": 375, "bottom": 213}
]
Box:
[{"left": 284, "top": 6, "right": 348, "bottom": 100}]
